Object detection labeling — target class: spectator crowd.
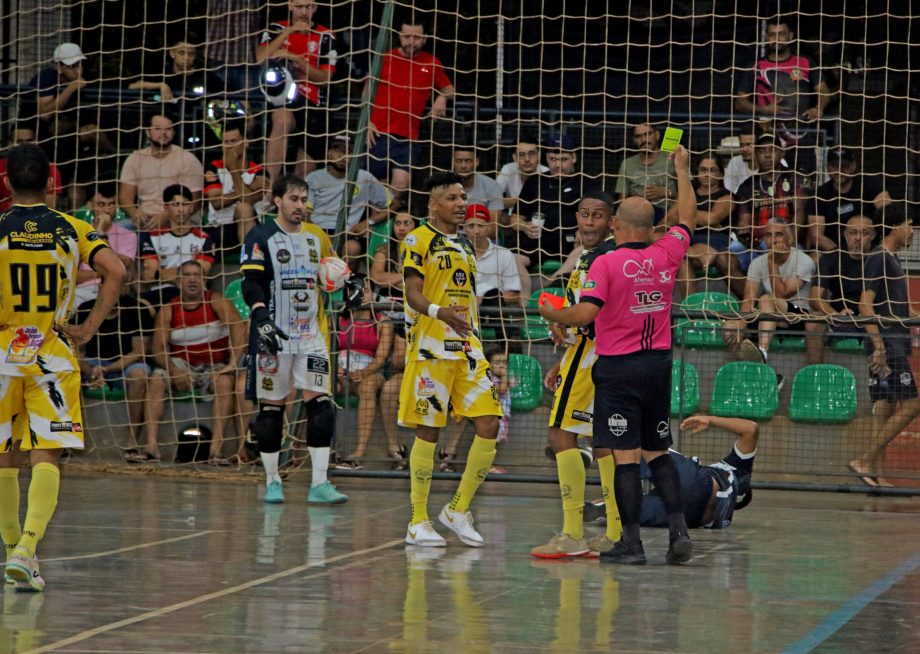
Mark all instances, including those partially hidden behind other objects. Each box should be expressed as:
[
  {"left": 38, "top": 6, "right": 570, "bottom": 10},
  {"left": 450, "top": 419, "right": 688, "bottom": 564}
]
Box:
[{"left": 1, "top": 6, "right": 913, "bottom": 483}]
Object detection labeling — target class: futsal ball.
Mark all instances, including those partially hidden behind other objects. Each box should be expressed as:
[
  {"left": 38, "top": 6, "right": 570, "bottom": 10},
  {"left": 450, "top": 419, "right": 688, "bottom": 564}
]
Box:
[{"left": 318, "top": 257, "right": 350, "bottom": 292}]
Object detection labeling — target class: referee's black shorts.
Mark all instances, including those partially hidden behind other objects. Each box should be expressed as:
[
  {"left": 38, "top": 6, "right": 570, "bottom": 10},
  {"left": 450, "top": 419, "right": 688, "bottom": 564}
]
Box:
[{"left": 592, "top": 350, "right": 673, "bottom": 451}]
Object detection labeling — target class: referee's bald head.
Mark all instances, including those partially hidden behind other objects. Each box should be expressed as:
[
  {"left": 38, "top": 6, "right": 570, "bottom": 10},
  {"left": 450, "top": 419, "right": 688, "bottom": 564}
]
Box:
[{"left": 616, "top": 196, "right": 655, "bottom": 230}]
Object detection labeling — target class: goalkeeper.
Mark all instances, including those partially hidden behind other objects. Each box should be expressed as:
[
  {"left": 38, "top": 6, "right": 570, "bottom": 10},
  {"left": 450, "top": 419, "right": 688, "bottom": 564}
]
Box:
[{"left": 240, "top": 174, "right": 347, "bottom": 506}]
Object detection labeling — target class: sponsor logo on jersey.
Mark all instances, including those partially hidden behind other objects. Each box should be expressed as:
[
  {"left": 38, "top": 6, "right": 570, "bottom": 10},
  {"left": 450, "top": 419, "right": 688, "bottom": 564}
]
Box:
[
  {"left": 262, "top": 377, "right": 274, "bottom": 391},
  {"left": 251, "top": 243, "right": 265, "bottom": 261},
  {"left": 670, "top": 228, "right": 686, "bottom": 242},
  {"left": 417, "top": 376, "right": 435, "bottom": 398},
  {"left": 415, "top": 399, "right": 429, "bottom": 415},
  {"left": 405, "top": 235, "right": 417, "bottom": 247},
  {"left": 453, "top": 270, "right": 467, "bottom": 287},
  {"left": 608, "top": 413, "right": 627, "bottom": 436},
  {"left": 257, "top": 355, "right": 279, "bottom": 374},
  {"left": 277, "top": 248, "right": 291, "bottom": 263},
  {"left": 623, "top": 258, "right": 655, "bottom": 280},
  {"left": 281, "top": 278, "right": 310, "bottom": 290},
  {"left": 631, "top": 290, "right": 666, "bottom": 314},
  {"left": 901, "top": 372, "right": 913, "bottom": 386},
  {"left": 50, "top": 421, "right": 81, "bottom": 432},
  {"left": 657, "top": 420, "right": 670, "bottom": 438},
  {"left": 583, "top": 279, "right": 597, "bottom": 290},
  {"left": 410, "top": 252, "right": 423, "bottom": 267},
  {"left": 6, "top": 326, "right": 44, "bottom": 364},
  {"left": 444, "top": 340, "right": 471, "bottom": 352},
  {"left": 571, "top": 410, "right": 593, "bottom": 423},
  {"left": 86, "top": 230, "right": 101, "bottom": 241}
]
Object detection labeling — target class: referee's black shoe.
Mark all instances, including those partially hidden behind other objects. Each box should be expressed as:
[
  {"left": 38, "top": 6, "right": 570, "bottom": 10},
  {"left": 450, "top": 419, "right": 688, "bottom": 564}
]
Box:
[
  {"left": 666, "top": 535, "right": 693, "bottom": 564},
  {"left": 599, "top": 539, "right": 646, "bottom": 565}
]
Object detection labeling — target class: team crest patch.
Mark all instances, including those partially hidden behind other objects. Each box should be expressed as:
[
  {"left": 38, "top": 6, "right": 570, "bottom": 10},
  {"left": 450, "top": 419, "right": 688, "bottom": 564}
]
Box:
[
  {"left": 583, "top": 280, "right": 596, "bottom": 289},
  {"left": 251, "top": 243, "right": 265, "bottom": 261},
  {"left": 277, "top": 249, "right": 291, "bottom": 263},
  {"left": 415, "top": 399, "right": 429, "bottom": 415},
  {"left": 453, "top": 270, "right": 467, "bottom": 286},
  {"left": 6, "top": 326, "right": 44, "bottom": 364},
  {"left": 405, "top": 235, "right": 417, "bottom": 247}
]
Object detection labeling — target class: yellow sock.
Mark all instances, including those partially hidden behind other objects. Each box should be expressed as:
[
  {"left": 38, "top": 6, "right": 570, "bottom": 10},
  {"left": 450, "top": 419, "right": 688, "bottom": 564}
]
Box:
[
  {"left": 409, "top": 438, "right": 436, "bottom": 525},
  {"left": 557, "top": 449, "right": 586, "bottom": 539},
  {"left": 448, "top": 435, "right": 496, "bottom": 513},
  {"left": 596, "top": 454, "right": 622, "bottom": 541},
  {"left": 0, "top": 468, "right": 21, "bottom": 558},
  {"left": 18, "top": 462, "right": 60, "bottom": 557}
]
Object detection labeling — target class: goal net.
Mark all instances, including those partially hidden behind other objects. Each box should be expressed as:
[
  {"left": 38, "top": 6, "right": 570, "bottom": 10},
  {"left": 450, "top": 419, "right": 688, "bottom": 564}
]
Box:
[{"left": 1, "top": 1, "right": 918, "bottom": 487}]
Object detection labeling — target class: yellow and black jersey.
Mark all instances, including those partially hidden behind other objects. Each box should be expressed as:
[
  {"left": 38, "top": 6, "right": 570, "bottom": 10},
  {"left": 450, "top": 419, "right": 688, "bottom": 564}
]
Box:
[
  {"left": 0, "top": 204, "right": 108, "bottom": 375},
  {"left": 401, "top": 223, "right": 483, "bottom": 362},
  {"left": 564, "top": 236, "right": 616, "bottom": 341}
]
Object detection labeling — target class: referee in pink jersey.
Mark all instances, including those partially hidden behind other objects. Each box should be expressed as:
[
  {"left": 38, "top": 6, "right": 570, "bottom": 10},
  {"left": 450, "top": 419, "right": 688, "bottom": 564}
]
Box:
[{"left": 539, "top": 144, "right": 696, "bottom": 565}]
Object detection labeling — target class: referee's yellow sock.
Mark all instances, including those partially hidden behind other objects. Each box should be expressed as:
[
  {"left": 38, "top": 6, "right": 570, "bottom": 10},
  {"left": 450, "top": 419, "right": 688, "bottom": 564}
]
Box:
[
  {"left": 448, "top": 435, "right": 496, "bottom": 513},
  {"left": 409, "top": 438, "right": 436, "bottom": 525},
  {"left": 18, "top": 463, "right": 59, "bottom": 558},
  {"left": 0, "top": 468, "right": 21, "bottom": 558},
  {"left": 557, "top": 449, "right": 586, "bottom": 540},
  {"left": 596, "top": 454, "right": 622, "bottom": 542}
]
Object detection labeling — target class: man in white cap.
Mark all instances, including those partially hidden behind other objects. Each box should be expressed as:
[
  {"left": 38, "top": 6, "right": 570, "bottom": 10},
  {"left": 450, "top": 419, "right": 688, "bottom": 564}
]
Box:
[{"left": 29, "top": 43, "right": 114, "bottom": 207}]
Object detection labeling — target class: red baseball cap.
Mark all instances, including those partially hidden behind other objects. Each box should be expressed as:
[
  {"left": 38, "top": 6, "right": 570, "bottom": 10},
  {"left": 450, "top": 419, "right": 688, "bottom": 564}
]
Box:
[{"left": 465, "top": 204, "right": 491, "bottom": 222}]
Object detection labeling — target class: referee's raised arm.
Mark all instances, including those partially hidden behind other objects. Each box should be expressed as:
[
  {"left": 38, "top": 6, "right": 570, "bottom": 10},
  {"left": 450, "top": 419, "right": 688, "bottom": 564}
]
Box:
[{"left": 670, "top": 145, "right": 696, "bottom": 235}]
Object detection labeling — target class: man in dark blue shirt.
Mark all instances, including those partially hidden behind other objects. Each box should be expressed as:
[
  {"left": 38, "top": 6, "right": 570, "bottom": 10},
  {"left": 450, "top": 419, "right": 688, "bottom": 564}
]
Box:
[{"left": 585, "top": 415, "right": 758, "bottom": 529}]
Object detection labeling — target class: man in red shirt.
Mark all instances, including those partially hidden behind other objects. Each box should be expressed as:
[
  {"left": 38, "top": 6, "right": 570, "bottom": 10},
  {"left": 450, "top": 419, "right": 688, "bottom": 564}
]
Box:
[
  {"left": 366, "top": 17, "right": 455, "bottom": 206},
  {"left": 0, "top": 126, "right": 63, "bottom": 210},
  {"left": 257, "top": 0, "right": 337, "bottom": 180}
]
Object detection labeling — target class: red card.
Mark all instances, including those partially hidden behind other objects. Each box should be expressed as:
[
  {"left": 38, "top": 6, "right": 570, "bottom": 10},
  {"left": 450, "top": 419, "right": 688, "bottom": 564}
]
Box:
[{"left": 539, "top": 292, "right": 565, "bottom": 309}]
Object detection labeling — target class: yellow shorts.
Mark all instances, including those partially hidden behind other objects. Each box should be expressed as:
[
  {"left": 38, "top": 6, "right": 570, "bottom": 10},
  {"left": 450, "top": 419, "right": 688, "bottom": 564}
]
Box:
[
  {"left": 548, "top": 336, "right": 598, "bottom": 436},
  {"left": 398, "top": 358, "right": 503, "bottom": 428},
  {"left": 0, "top": 371, "right": 85, "bottom": 450}
]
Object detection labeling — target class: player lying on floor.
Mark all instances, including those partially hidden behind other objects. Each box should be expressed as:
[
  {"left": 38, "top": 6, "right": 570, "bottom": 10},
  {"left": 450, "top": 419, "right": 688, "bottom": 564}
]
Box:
[{"left": 583, "top": 415, "right": 757, "bottom": 529}]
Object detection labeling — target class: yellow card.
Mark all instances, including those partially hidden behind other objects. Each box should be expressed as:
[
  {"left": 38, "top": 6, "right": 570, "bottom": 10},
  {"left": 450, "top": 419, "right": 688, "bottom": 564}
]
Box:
[{"left": 660, "top": 127, "right": 683, "bottom": 152}]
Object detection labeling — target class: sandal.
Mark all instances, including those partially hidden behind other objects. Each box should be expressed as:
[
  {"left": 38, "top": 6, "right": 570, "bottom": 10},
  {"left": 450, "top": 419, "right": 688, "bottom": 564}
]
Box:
[
  {"left": 438, "top": 448, "right": 457, "bottom": 473},
  {"left": 389, "top": 445, "right": 408, "bottom": 471},
  {"left": 125, "top": 451, "right": 160, "bottom": 464}
]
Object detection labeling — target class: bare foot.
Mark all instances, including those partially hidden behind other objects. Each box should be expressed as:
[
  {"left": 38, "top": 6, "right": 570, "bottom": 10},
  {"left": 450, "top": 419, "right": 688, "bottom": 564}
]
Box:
[{"left": 847, "top": 459, "right": 879, "bottom": 487}]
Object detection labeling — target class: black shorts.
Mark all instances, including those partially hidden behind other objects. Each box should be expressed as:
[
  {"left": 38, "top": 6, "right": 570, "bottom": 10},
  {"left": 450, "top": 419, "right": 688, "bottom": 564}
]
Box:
[
  {"left": 592, "top": 350, "right": 673, "bottom": 451},
  {"left": 868, "top": 338, "right": 919, "bottom": 403},
  {"left": 282, "top": 100, "right": 330, "bottom": 162}
]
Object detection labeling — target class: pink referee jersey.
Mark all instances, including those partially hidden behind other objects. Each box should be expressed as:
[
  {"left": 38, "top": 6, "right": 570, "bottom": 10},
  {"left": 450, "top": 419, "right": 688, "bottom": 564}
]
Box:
[{"left": 580, "top": 224, "right": 691, "bottom": 356}]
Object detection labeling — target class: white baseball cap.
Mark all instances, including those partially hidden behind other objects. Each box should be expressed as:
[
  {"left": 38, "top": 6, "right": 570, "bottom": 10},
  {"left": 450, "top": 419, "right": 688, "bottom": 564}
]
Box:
[{"left": 53, "top": 43, "right": 86, "bottom": 66}]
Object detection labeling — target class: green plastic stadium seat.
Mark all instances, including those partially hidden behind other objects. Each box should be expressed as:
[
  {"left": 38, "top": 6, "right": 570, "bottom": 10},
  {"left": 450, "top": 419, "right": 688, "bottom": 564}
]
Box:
[
  {"left": 508, "top": 353, "right": 543, "bottom": 412},
  {"left": 521, "top": 315, "right": 550, "bottom": 341},
  {"left": 673, "top": 319, "right": 726, "bottom": 349},
  {"left": 479, "top": 327, "right": 498, "bottom": 340},
  {"left": 527, "top": 287, "right": 565, "bottom": 308},
  {"left": 772, "top": 335, "right": 806, "bottom": 352},
  {"left": 830, "top": 337, "right": 865, "bottom": 354},
  {"left": 173, "top": 387, "right": 201, "bottom": 402},
  {"left": 223, "top": 278, "right": 250, "bottom": 320},
  {"left": 82, "top": 384, "right": 126, "bottom": 402},
  {"left": 710, "top": 362, "right": 779, "bottom": 421},
  {"left": 528, "top": 259, "right": 562, "bottom": 276},
  {"left": 334, "top": 393, "right": 361, "bottom": 409},
  {"left": 674, "top": 292, "right": 738, "bottom": 349},
  {"left": 679, "top": 291, "right": 739, "bottom": 315},
  {"left": 693, "top": 265, "right": 721, "bottom": 279},
  {"left": 789, "top": 364, "right": 857, "bottom": 423},
  {"left": 671, "top": 360, "right": 700, "bottom": 416}
]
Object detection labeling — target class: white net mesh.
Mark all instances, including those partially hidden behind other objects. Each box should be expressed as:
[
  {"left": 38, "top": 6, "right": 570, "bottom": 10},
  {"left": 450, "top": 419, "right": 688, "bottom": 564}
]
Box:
[{"left": 0, "top": 2, "right": 918, "bottom": 484}]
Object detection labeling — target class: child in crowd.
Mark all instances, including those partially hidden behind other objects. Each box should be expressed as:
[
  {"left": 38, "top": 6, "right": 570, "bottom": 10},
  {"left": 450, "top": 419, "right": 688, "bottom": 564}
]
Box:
[{"left": 439, "top": 343, "right": 514, "bottom": 474}]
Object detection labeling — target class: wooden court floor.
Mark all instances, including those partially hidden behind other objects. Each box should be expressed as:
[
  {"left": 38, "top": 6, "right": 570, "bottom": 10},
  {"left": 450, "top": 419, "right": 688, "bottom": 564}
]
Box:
[{"left": 1, "top": 471, "right": 919, "bottom": 653}]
